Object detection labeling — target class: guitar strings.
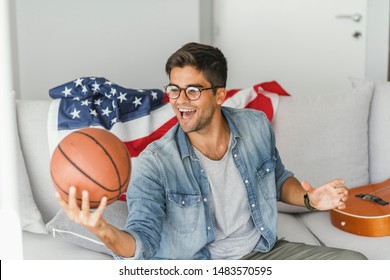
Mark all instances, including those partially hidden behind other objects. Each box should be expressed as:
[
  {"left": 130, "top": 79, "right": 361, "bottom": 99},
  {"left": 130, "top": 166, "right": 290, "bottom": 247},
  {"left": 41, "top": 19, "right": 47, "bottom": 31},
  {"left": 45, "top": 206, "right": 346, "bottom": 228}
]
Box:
[{"left": 366, "top": 184, "right": 390, "bottom": 196}]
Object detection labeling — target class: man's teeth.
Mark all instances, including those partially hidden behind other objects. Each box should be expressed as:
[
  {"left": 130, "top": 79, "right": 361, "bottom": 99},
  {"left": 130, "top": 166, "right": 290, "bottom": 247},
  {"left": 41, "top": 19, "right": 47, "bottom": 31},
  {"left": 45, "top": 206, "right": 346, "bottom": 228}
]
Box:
[
  {"left": 179, "top": 109, "right": 195, "bottom": 112},
  {"left": 179, "top": 108, "right": 196, "bottom": 120}
]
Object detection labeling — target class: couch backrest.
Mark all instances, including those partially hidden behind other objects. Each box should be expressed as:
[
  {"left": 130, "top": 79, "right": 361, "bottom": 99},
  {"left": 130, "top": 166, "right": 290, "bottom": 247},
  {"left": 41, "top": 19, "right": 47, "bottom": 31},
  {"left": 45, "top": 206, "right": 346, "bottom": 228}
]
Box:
[{"left": 272, "top": 85, "right": 373, "bottom": 189}]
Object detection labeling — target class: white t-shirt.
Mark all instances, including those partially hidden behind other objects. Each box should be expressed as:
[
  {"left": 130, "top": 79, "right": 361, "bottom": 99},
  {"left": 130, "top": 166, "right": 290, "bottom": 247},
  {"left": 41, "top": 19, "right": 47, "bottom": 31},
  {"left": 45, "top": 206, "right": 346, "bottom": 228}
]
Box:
[{"left": 193, "top": 136, "right": 260, "bottom": 259}]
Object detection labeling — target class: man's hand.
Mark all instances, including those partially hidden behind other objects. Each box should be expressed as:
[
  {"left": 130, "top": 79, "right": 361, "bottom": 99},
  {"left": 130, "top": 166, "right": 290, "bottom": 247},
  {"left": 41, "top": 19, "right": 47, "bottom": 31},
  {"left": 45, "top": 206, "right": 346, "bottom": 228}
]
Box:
[
  {"left": 56, "top": 186, "right": 107, "bottom": 234},
  {"left": 55, "top": 186, "right": 137, "bottom": 258},
  {"left": 301, "top": 179, "right": 348, "bottom": 211}
]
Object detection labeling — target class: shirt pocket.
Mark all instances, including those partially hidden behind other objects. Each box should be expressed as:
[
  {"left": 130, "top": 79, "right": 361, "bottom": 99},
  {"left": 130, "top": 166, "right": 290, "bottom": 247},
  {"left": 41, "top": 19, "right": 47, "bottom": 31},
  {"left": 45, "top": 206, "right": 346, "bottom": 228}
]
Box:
[
  {"left": 167, "top": 192, "right": 201, "bottom": 234},
  {"left": 255, "top": 157, "right": 277, "bottom": 199}
]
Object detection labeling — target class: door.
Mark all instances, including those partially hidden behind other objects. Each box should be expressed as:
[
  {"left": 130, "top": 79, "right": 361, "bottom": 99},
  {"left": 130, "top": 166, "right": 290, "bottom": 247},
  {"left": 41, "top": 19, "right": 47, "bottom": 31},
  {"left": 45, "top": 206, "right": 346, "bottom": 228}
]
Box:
[{"left": 213, "top": 0, "right": 376, "bottom": 95}]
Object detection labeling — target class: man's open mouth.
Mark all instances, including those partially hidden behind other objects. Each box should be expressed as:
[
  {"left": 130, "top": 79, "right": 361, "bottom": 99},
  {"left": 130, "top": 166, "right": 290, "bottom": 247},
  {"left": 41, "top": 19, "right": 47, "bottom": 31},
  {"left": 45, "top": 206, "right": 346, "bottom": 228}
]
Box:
[{"left": 179, "top": 108, "right": 196, "bottom": 120}]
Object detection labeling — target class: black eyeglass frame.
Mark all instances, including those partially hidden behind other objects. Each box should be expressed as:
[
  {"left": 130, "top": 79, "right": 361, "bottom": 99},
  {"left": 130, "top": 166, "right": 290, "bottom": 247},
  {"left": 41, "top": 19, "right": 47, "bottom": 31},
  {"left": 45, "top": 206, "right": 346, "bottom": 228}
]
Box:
[{"left": 164, "top": 84, "right": 224, "bottom": 101}]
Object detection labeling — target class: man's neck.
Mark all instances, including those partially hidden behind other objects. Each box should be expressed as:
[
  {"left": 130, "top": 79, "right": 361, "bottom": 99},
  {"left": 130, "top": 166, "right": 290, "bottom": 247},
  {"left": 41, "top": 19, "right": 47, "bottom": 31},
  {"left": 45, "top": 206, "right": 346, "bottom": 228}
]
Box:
[{"left": 188, "top": 117, "right": 230, "bottom": 161}]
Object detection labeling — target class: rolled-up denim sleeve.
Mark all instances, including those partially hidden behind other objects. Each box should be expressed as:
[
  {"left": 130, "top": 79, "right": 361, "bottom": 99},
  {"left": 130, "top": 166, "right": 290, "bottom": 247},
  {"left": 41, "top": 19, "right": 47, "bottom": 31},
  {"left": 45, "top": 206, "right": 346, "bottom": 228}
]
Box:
[
  {"left": 267, "top": 118, "right": 294, "bottom": 200},
  {"left": 274, "top": 146, "right": 294, "bottom": 201},
  {"left": 111, "top": 229, "right": 143, "bottom": 260}
]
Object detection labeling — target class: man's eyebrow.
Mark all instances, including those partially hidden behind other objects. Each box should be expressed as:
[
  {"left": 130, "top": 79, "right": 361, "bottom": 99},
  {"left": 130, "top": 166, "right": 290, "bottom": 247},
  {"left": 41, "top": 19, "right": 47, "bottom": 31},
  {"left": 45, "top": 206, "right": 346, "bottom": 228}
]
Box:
[
  {"left": 187, "top": 84, "right": 203, "bottom": 87},
  {"left": 167, "top": 83, "right": 204, "bottom": 88}
]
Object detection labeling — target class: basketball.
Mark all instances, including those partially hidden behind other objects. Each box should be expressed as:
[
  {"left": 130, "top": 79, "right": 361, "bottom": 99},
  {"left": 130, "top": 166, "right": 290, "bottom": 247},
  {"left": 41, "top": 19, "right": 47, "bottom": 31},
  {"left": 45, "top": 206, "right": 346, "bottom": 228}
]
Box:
[{"left": 50, "top": 127, "right": 131, "bottom": 208}]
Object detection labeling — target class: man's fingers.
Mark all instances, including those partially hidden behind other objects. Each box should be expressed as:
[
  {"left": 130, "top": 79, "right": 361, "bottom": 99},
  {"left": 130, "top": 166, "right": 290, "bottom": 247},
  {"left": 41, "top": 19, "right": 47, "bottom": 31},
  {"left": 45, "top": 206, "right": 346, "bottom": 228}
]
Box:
[
  {"left": 327, "top": 179, "right": 346, "bottom": 189},
  {"left": 94, "top": 196, "right": 107, "bottom": 218},
  {"left": 81, "top": 190, "right": 90, "bottom": 212},
  {"left": 68, "top": 186, "right": 79, "bottom": 209},
  {"left": 55, "top": 191, "right": 69, "bottom": 210}
]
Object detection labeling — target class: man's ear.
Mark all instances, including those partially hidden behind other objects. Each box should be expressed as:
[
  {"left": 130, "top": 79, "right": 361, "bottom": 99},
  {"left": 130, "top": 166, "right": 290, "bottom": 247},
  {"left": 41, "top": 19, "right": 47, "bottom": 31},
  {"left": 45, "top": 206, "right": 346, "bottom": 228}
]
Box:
[{"left": 216, "top": 88, "right": 227, "bottom": 105}]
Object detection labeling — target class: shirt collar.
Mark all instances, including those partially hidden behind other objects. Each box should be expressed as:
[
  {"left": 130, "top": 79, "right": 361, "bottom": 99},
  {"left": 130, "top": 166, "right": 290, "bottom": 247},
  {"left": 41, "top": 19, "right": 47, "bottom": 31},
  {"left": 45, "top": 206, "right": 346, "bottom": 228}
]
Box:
[{"left": 176, "top": 106, "right": 241, "bottom": 160}]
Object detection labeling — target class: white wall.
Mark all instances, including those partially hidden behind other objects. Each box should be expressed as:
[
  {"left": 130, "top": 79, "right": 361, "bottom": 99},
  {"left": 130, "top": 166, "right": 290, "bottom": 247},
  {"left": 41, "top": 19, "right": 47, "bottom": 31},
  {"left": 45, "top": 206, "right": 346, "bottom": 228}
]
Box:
[
  {"left": 13, "top": 0, "right": 202, "bottom": 100},
  {"left": 11, "top": 0, "right": 389, "bottom": 99}
]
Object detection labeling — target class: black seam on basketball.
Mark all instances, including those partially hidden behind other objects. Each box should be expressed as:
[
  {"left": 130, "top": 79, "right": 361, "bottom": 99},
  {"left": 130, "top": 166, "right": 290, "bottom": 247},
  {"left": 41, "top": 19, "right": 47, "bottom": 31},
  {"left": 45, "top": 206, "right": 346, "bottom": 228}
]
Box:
[
  {"left": 123, "top": 145, "right": 131, "bottom": 193},
  {"left": 51, "top": 170, "right": 119, "bottom": 206},
  {"left": 50, "top": 171, "right": 70, "bottom": 196},
  {"left": 75, "top": 130, "right": 123, "bottom": 192},
  {"left": 89, "top": 195, "right": 119, "bottom": 204},
  {"left": 58, "top": 143, "right": 119, "bottom": 193}
]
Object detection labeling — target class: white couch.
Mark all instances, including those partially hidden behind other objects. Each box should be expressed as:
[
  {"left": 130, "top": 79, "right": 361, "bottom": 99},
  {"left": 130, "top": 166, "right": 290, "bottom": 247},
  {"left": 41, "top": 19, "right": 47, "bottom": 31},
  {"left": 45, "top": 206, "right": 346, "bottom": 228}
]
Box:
[{"left": 13, "top": 78, "right": 390, "bottom": 260}]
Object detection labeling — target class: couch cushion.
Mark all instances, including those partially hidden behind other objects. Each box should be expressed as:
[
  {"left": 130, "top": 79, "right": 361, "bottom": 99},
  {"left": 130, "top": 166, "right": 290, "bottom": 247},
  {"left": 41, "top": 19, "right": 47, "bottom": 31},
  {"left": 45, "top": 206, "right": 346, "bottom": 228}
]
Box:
[
  {"left": 22, "top": 231, "right": 111, "bottom": 260},
  {"left": 277, "top": 213, "right": 320, "bottom": 245},
  {"left": 300, "top": 211, "right": 390, "bottom": 260},
  {"left": 272, "top": 85, "right": 373, "bottom": 192},
  {"left": 45, "top": 200, "right": 127, "bottom": 255},
  {"left": 350, "top": 78, "right": 390, "bottom": 184},
  {"left": 45, "top": 199, "right": 320, "bottom": 258}
]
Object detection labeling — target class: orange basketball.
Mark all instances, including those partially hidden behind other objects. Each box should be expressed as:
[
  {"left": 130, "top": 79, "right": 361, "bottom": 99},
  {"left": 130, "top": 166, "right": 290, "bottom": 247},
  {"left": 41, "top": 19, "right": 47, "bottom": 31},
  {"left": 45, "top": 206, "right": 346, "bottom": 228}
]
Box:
[{"left": 50, "top": 127, "right": 131, "bottom": 208}]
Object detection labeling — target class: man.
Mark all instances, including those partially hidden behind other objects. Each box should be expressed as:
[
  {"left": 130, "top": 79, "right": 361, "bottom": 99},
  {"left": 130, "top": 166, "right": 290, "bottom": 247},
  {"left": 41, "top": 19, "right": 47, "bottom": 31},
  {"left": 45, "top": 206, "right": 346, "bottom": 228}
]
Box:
[{"left": 57, "top": 42, "right": 366, "bottom": 260}]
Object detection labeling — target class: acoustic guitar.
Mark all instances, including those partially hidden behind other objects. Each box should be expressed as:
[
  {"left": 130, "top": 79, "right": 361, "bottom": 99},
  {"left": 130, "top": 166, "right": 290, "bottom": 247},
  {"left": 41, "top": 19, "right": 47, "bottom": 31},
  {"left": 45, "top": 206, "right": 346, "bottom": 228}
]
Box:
[{"left": 329, "top": 178, "right": 390, "bottom": 237}]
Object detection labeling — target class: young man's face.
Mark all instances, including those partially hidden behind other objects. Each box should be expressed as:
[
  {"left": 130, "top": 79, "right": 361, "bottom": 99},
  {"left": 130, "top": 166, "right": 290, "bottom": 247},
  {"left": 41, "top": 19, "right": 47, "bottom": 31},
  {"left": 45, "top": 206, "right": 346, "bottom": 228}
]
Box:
[{"left": 168, "top": 66, "right": 224, "bottom": 134}]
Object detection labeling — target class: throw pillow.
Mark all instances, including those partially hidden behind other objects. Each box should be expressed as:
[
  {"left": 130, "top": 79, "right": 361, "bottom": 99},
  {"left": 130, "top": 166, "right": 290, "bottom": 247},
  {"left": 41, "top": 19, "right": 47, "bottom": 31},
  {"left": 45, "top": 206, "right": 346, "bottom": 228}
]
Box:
[
  {"left": 11, "top": 105, "right": 46, "bottom": 234},
  {"left": 17, "top": 138, "right": 47, "bottom": 233},
  {"left": 273, "top": 84, "right": 373, "bottom": 213},
  {"left": 350, "top": 78, "right": 390, "bottom": 183},
  {"left": 46, "top": 200, "right": 128, "bottom": 255}
]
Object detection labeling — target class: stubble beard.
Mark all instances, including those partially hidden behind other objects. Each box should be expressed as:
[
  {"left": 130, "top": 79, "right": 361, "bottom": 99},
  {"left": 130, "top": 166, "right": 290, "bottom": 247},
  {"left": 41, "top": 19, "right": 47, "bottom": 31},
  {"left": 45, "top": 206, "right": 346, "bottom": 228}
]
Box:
[{"left": 179, "top": 105, "right": 216, "bottom": 135}]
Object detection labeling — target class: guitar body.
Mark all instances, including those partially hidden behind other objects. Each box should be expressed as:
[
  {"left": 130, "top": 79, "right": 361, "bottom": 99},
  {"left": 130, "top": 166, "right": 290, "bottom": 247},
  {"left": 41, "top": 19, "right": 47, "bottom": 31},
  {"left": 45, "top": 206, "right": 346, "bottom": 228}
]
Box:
[{"left": 329, "top": 178, "right": 390, "bottom": 237}]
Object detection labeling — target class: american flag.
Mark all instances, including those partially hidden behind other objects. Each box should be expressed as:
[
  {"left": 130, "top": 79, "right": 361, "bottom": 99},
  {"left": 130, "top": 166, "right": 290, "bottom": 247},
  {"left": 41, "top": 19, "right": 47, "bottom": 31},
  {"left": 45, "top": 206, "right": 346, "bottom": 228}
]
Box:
[
  {"left": 48, "top": 77, "right": 289, "bottom": 201},
  {"left": 48, "top": 77, "right": 289, "bottom": 158}
]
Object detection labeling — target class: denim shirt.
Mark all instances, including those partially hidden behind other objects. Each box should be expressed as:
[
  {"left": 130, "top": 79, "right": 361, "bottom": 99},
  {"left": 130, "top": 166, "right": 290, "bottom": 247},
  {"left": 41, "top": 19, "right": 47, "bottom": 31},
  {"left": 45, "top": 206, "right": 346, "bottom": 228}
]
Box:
[{"left": 117, "top": 106, "right": 293, "bottom": 260}]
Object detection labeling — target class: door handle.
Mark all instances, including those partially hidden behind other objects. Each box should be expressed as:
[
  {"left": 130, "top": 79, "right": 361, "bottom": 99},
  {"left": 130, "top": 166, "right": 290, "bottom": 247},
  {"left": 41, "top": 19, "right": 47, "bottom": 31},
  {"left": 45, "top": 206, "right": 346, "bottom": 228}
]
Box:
[{"left": 335, "top": 13, "right": 362, "bottom": 22}]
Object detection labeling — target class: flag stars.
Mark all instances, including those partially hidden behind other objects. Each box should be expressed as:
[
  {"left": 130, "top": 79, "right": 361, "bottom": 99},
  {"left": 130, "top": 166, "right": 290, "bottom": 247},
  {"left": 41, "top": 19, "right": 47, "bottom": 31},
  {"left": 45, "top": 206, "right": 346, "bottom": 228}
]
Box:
[
  {"left": 52, "top": 77, "right": 167, "bottom": 131},
  {"left": 101, "top": 106, "right": 112, "bottom": 117},
  {"left": 133, "top": 96, "right": 142, "bottom": 107},
  {"left": 92, "top": 81, "right": 100, "bottom": 93},
  {"left": 94, "top": 99, "right": 103, "bottom": 106},
  {"left": 80, "top": 99, "right": 91, "bottom": 106},
  {"left": 74, "top": 78, "right": 84, "bottom": 87},
  {"left": 118, "top": 92, "right": 127, "bottom": 103},
  {"left": 62, "top": 86, "right": 72, "bottom": 97},
  {"left": 89, "top": 109, "right": 98, "bottom": 117},
  {"left": 151, "top": 91, "right": 158, "bottom": 100},
  {"left": 70, "top": 107, "right": 80, "bottom": 119},
  {"left": 81, "top": 85, "right": 88, "bottom": 95}
]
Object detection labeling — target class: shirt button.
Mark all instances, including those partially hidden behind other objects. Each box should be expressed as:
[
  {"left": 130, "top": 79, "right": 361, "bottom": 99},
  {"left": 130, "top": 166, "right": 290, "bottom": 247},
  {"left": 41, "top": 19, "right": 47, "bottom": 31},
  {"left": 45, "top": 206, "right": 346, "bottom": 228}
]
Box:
[
  {"left": 251, "top": 204, "right": 255, "bottom": 208},
  {"left": 245, "top": 180, "right": 249, "bottom": 184},
  {"left": 207, "top": 226, "right": 211, "bottom": 230},
  {"left": 266, "top": 168, "right": 270, "bottom": 172},
  {"left": 203, "top": 198, "right": 208, "bottom": 202},
  {"left": 181, "top": 201, "right": 185, "bottom": 205},
  {"left": 260, "top": 227, "right": 264, "bottom": 231},
  {"left": 234, "top": 154, "right": 237, "bottom": 158}
]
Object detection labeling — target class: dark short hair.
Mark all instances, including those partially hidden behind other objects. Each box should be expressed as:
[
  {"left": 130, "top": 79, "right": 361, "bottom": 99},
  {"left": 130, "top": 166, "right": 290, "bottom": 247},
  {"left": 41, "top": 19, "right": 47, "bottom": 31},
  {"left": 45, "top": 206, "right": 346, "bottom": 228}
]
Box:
[{"left": 165, "top": 42, "right": 228, "bottom": 87}]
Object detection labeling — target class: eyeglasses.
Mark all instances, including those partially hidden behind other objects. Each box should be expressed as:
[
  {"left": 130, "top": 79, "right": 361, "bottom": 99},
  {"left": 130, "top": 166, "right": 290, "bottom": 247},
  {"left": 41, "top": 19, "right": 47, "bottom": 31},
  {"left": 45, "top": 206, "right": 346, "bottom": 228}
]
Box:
[{"left": 164, "top": 84, "right": 224, "bottom": 101}]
